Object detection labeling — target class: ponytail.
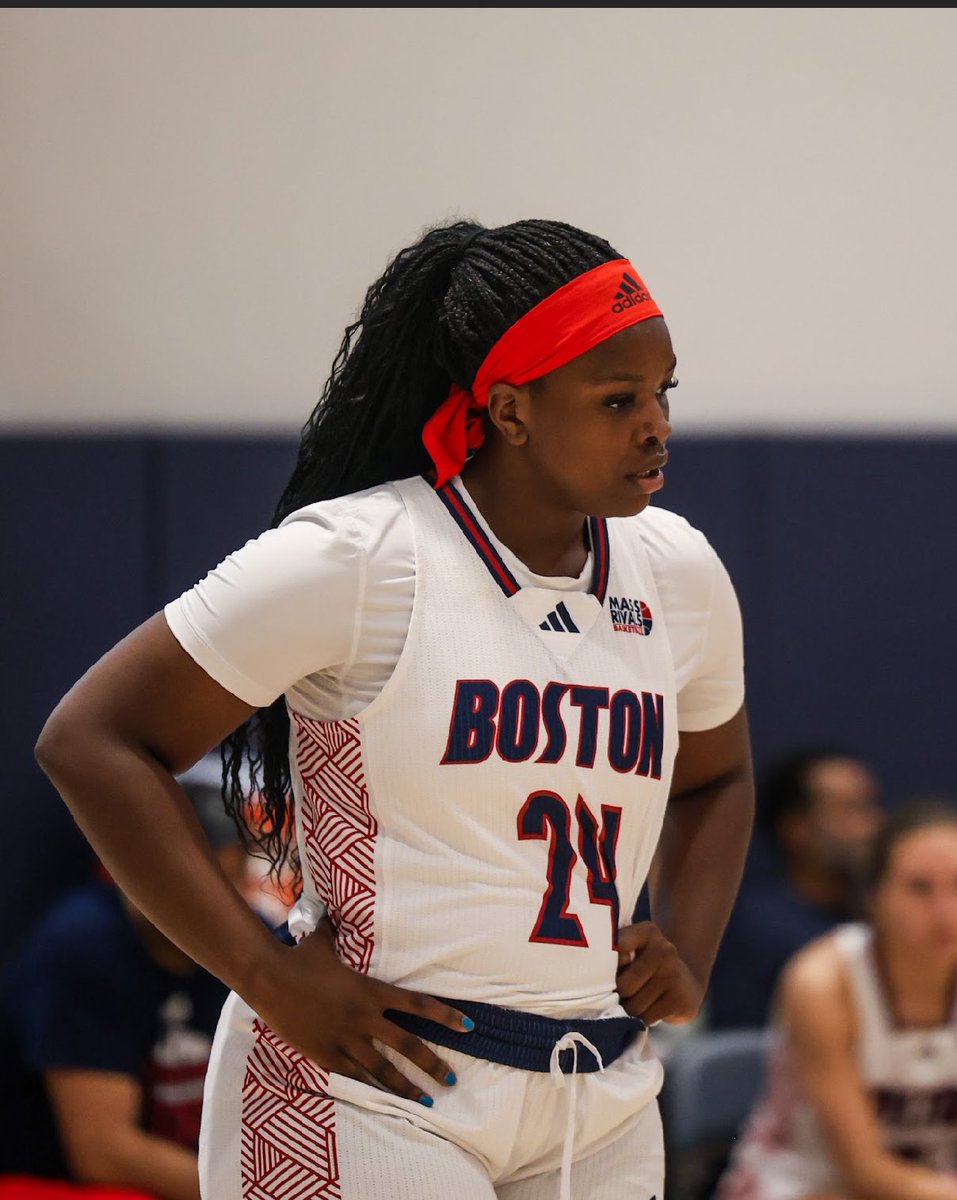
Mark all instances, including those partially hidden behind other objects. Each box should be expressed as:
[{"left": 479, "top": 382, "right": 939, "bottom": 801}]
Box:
[{"left": 223, "top": 216, "right": 623, "bottom": 886}]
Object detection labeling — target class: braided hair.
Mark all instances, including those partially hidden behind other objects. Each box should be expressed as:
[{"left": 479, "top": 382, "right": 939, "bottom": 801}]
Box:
[{"left": 222, "top": 216, "right": 623, "bottom": 884}]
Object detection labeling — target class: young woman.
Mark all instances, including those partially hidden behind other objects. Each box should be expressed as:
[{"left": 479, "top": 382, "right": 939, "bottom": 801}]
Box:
[
  {"left": 35, "top": 218, "right": 754, "bottom": 1200},
  {"left": 718, "top": 797, "right": 957, "bottom": 1200}
]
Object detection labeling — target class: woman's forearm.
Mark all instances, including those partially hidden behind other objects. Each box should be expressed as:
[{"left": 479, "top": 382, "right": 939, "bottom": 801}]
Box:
[
  {"left": 649, "top": 767, "right": 753, "bottom": 988},
  {"left": 67, "top": 1122, "right": 200, "bottom": 1200},
  {"left": 35, "top": 719, "right": 284, "bottom": 1004}
]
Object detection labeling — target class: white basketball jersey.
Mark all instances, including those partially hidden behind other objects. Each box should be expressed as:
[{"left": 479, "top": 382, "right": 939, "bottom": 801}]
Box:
[
  {"left": 721, "top": 923, "right": 957, "bottom": 1197},
  {"left": 287, "top": 475, "right": 679, "bottom": 1018},
  {"left": 840, "top": 923, "right": 957, "bottom": 1165}
]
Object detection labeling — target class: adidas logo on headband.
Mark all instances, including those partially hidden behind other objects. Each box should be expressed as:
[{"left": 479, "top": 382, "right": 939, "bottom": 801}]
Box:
[{"left": 612, "top": 271, "right": 652, "bottom": 313}]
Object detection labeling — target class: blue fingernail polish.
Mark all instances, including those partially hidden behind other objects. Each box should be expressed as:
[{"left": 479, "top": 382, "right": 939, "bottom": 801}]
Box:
[
  {"left": 445, "top": 1071, "right": 457, "bottom": 1085},
  {"left": 462, "top": 1017, "right": 475, "bottom": 1031},
  {"left": 419, "top": 1094, "right": 434, "bottom": 1107}
]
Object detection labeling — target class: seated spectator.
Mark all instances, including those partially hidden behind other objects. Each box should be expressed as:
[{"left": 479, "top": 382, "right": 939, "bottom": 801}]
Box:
[
  {"left": 707, "top": 746, "right": 883, "bottom": 1030},
  {"left": 0, "top": 779, "right": 250, "bottom": 1200},
  {"left": 716, "top": 795, "right": 957, "bottom": 1200}
]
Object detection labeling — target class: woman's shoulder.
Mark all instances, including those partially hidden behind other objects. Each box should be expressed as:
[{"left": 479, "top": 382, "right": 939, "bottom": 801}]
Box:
[
  {"left": 628, "top": 504, "right": 717, "bottom": 567},
  {"left": 620, "top": 504, "right": 728, "bottom": 600},
  {"left": 778, "top": 925, "right": 859, "bottom": 1020},
  {"left": 278, "top": 480, "right": 409, "bottom": 534},
  {"left": 265, "top": 481, "right": 418, "bottom": 570}
]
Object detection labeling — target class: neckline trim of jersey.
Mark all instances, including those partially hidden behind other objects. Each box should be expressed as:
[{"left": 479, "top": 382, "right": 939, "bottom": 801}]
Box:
[{"left": 431, "top": 477, "right": 610, "bottom": 605}]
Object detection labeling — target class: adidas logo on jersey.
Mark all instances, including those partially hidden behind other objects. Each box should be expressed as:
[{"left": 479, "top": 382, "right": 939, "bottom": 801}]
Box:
[
  {"left": 612, "top": 271, "right": 652, "bottom": 313},
  {"left": 538, "top": 601, "right": 581, "bottom": 633}
]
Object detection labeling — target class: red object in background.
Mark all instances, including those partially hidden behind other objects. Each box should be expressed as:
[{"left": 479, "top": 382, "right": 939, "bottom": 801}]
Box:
[{"left": 0, "top": 1179, "right": 156, "bottom": 1200}]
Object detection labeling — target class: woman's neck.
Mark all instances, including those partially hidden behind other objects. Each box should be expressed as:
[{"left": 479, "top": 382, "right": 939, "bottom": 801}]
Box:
[
  {"left": 874, "top": 931, "right": 957, "bottom": 1027},
  {"left": 460, "top": 455, "right": 589, "bottom": 579}
]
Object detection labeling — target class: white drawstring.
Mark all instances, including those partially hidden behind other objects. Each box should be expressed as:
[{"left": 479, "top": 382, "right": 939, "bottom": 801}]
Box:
[
  {"left": 288, "top": 902, "right": 611, "bottom": 1200},
  {"left": 548, "top": 1032, "right": 605, "bottom": 1200}
]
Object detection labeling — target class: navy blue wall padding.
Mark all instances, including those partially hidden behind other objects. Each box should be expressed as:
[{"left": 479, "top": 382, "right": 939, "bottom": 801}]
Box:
[
  {"left": 3, "top": 433, "right": 956, "bottom": 963},
  {"left": 758, "top": 438, "right": 957, "bottom": 799},
  {"left": 155, "top": 436, "right": 298, "bottom": 602},
  {"left": 1, "top": 438, "right": 153, "bottom": 954}
]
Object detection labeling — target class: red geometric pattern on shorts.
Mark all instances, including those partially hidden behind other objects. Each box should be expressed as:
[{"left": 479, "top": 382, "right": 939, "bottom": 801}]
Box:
[
  {"left": 293, "top": 713, "right": 377, "bottom": 973},
  {"left": 241, "top": 1018, "right": 340, "bottom": 1199}
]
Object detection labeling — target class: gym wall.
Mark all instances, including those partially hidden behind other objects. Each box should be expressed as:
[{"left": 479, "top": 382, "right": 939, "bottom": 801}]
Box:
[{"left": 3, "top": 9, "right": 955, "bottom": 959}]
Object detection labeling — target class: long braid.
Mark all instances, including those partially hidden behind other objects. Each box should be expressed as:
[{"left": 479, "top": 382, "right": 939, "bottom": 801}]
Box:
[{"left": 222, "top": 216, "right": 622, "bottom": 887}]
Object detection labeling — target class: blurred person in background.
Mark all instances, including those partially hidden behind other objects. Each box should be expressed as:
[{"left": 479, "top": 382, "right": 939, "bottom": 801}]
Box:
[
  {"left": 717, "top": 795, "right": 957, "bottom": 1200},
  {"left": 707, "top": 746, "right": 883, "bottom": 1030},
  {"left": 0, "top": 779, "right": 250, "bottom": 1200}
]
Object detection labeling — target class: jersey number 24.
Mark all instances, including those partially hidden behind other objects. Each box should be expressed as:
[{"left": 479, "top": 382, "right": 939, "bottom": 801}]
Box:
[{"left": 517, "top": 791, "right": 621, "bottom": 949}]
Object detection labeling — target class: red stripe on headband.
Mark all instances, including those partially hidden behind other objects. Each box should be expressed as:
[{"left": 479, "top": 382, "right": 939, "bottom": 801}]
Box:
[{"left": 422, "top": 258, "right": 663, "bottom": 487}]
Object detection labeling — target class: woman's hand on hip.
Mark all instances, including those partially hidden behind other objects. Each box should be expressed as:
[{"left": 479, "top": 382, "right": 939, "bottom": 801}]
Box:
[
  {"left": 615, "top": 920, "right": 705, "bottom": 1025},
  {"left": 252, "top": 916, "right": 472, "bottom": 1105}
]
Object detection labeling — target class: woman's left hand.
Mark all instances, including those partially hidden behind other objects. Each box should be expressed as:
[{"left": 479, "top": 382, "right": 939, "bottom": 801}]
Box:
[{"left": 615, "top": 921, "right": 705, "bottom": 1025}]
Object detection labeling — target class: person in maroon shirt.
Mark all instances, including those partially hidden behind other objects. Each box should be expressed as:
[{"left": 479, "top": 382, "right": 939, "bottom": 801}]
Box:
[{"left": 0, "top": 780, "right": 249, "bottom": 1200}]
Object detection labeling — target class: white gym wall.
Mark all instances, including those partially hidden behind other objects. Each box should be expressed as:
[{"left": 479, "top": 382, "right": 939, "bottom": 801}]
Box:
[{"left": 2, "top": 7, "right": 954, "bottom": 432}]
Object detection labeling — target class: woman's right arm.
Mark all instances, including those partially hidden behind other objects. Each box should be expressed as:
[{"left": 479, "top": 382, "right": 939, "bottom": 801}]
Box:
[
  {"left": 35, "top": 612, "right": 468, "bottom": 1103},
  {"left": 778, "top": 940, "right": 957, "bottom": 1200}
]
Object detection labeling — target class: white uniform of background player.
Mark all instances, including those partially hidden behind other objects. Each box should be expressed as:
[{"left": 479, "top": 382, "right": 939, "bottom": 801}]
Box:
[
  {"left": 719, "top": 922, "right": 957, "bottom": 1199},
  {"left": 164, "top": 472, "right": 745, "bottom": 1200}
]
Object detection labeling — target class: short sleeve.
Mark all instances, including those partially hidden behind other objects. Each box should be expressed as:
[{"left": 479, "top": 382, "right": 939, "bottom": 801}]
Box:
[
  {"left": 677, "top": 548, "right": 746, "bottom": 731},
  {"left": 164, "top": 500, "right": 366, "bottom": 707},
  {"left": 638, "top": 508, "right": 746, "bottom": 733}
]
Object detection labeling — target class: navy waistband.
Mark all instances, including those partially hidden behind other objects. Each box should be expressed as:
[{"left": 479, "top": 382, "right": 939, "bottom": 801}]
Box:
[{"left": 385, "top": 996, "right": 645, "bottom": 1074}]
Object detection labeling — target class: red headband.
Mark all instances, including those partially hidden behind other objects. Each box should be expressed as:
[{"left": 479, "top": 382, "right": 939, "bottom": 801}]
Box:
[{"left": 422, "top": 258, "right": 663, "bottom": 487}]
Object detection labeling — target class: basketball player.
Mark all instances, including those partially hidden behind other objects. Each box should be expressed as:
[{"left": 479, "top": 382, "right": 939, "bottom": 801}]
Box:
[
  {"left": 717, "top": 796, "right": 957, "bottom": 1200},
  {"left": 34, "top": 219, "right": 754, "bottom": 1200}
]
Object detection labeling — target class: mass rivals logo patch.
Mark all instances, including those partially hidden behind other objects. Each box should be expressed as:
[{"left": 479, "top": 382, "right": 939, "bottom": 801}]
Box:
[{"left": 609, "top": 595, "right": 653, "bottom": 635}]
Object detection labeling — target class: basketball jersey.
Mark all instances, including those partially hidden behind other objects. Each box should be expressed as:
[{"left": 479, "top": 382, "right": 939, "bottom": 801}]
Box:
[
  {"left": 288, "top": 474, "right": 679, "bottom": 1018},
  {"left": 719, "top": 922, "right": 957, "bottom": 1198},
  {"left": 841, "top": 923, "right": 957, "bottom": 1164}
]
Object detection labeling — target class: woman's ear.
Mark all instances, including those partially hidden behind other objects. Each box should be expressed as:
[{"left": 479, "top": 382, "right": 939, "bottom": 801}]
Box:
[{"left": 485, "top": 381, "right": 531, "bottom": 447}]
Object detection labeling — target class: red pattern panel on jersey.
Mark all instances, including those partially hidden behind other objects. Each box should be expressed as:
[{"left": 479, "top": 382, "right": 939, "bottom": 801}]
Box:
[
  {"left": 293, "top": 714, "right": 377, "bottom": 973},
  {"left": 241, "top": 1019, "right": 340, "bottom": 1199}
]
